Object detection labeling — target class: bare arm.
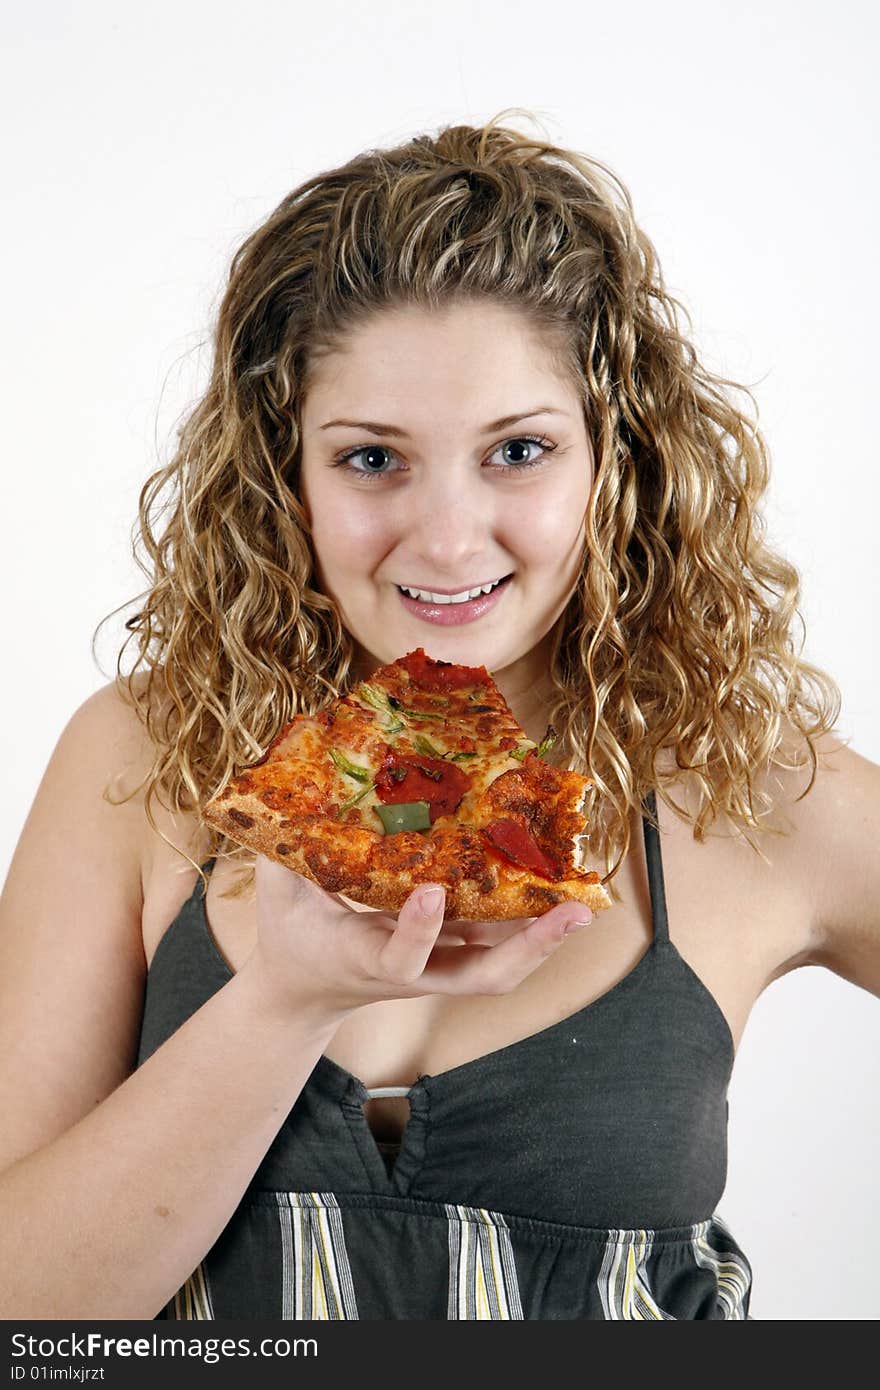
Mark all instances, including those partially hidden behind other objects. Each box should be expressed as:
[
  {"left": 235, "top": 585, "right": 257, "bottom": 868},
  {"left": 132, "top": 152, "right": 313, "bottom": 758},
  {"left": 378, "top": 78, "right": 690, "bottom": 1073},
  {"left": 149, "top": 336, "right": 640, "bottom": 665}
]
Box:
[
  {"left": 800, "top": 736, "right": 880, "bottom": 998},
  {"left": 0, "top": 683, "right": 342, "bottom": 1319},
  {"left": 0, "top": 957, "right": 340, "bottom": 1319}
]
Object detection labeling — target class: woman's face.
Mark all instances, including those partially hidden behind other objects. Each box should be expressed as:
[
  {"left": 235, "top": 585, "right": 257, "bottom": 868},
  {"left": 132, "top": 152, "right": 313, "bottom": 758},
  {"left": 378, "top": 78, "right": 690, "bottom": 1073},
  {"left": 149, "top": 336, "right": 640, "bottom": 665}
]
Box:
[{"left": 298, "top": 300, "right": 594, "bottom": 684}]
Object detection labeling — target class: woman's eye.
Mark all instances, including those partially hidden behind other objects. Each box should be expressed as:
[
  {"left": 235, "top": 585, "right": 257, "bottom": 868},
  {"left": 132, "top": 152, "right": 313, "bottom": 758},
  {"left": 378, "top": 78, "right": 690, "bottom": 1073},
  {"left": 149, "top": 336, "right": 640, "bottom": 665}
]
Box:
[
  {"left": 489, "top": 436, "right": 555, "bottom": 470},
  {"left": 333, "top": 435, "right": 556, "bottom": 482},
  {"left": 336, "top": 444, "right": 399, "bottom": 479}
]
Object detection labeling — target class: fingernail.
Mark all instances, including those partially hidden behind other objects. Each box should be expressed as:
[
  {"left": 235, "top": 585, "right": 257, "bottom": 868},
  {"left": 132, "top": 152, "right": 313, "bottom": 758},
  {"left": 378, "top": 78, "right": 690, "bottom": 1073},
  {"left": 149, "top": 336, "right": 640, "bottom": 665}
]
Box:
[
  {"left": 563, "top": 914, "right": 592, "bottom": 934},
  {"left": 419, "top": 886, "right": 445, "bottom": 914}
]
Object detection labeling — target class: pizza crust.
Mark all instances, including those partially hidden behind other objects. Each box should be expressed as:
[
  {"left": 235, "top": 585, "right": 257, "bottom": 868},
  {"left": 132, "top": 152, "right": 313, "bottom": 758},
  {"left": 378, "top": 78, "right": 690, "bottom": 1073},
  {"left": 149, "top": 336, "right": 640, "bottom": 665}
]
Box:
[{"left": 203, "top": 791, "right": 612, "bottom": 919}]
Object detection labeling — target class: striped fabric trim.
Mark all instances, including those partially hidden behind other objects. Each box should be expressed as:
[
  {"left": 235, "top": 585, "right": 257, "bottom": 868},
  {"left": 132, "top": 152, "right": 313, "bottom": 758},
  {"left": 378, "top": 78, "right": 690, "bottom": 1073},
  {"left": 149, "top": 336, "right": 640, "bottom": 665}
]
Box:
[
  {"left": 165, "top": 1196, "right": 751, "bottom": 1322},
  {"left": 171, "top": 1261, "right": 214, "bottom": 1320},
  {"left": 274, "top": 1191, "right": 359, "bottom": 1320},
  {"left": 690, "top": 1216, "right": 751, "bottom": 1320},
  {"left": 598, "top": 1229, "right": 675, "bottom": 1320},
  {"left": 444, "top": 1204, "right": 524, "bottom": 1320}
]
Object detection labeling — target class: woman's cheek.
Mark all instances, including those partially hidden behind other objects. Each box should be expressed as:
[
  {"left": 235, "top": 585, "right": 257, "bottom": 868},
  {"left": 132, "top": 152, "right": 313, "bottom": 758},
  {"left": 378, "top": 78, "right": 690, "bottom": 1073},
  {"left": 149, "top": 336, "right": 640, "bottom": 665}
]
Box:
[
  {"left": 317, "top": 495, "right": 390, "bottom": 559},
  {"left": 507, "top": 491, "right": 585, "bottom": 564}
]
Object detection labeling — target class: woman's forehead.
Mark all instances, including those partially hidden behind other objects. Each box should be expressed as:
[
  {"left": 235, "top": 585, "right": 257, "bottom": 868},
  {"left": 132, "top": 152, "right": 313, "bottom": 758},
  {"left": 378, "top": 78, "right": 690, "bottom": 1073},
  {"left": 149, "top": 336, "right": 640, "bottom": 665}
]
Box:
[{"left": 301, "top": 306, "right": 578, "bottom": 423}]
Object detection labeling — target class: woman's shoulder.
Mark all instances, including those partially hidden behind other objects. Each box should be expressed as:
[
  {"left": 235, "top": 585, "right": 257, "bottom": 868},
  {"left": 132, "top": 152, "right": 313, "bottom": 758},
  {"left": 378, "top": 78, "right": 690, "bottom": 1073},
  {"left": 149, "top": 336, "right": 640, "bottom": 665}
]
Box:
[
  {"left": 56, "top": 674, "right": 207, "bottom": 876},
  {"left": 70, "top": 674, "right": 160, "bottom": 802},
  {"left": 72, "top": 673, "right": 157, "bottom": 763},
  {"left": 651, "top": 726, "right": 878, "bottom": 987},
  {"left": 37, "top": 677, "right": 159, "bottom": 871},
  {"left": 691, "top": 725, "right": 879, "bottom": 994}
]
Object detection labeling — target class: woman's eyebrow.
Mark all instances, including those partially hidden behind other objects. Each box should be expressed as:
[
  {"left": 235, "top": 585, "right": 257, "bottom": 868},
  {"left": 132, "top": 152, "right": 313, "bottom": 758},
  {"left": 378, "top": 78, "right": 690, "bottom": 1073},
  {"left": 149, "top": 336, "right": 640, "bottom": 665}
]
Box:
[{"left": 317, "top": 407, "right": 568, "bottom": 437}]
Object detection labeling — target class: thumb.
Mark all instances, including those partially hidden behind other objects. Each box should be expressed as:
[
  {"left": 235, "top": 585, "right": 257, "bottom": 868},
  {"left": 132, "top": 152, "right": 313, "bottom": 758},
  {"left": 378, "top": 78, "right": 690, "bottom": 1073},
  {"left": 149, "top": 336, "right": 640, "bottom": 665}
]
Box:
[
  {"left": 255, "top": 853, "right": 342, "bottom": 906},
  {"left": 376, "top": 882, "right": 447, "bottom": 985},
  {"left": 408, "top": 883, "right": 447, "bottom": 918}
]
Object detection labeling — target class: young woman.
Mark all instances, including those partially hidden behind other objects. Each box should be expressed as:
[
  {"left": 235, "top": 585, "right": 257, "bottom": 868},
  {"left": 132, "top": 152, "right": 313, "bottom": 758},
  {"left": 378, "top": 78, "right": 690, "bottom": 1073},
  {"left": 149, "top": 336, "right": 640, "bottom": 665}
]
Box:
[{"left": 1, "top": 114, "right": 876, "bottom": 1322}]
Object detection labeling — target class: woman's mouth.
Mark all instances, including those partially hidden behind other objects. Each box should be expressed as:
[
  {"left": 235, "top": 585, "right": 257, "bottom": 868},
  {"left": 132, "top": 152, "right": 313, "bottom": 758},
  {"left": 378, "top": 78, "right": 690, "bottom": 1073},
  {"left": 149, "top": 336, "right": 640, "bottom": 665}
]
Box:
[{"left": 395, "top": 573, "right": 513, "bottom": 625}]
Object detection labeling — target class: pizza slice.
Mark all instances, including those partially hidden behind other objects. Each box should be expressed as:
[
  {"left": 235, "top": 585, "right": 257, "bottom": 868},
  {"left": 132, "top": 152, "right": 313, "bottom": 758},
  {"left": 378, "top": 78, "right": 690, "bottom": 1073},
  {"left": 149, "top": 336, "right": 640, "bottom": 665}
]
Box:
[{"left": 203, "top": 647, "right": 612, "bottom": 919}]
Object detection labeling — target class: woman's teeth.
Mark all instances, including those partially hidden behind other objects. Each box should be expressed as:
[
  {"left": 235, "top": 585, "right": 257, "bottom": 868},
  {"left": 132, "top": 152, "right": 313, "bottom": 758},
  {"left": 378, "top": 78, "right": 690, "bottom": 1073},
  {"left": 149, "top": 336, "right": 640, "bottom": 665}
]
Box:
[{"left": 397, "top": 578, "right": 505, "bottom": 605}]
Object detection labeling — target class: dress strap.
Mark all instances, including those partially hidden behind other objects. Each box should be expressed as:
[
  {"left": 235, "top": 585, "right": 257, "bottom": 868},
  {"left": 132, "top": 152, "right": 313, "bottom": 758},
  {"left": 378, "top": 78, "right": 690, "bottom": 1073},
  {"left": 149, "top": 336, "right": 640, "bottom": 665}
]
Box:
[{"left": 641, "top": 789, "right": 670, "bottom": 945}]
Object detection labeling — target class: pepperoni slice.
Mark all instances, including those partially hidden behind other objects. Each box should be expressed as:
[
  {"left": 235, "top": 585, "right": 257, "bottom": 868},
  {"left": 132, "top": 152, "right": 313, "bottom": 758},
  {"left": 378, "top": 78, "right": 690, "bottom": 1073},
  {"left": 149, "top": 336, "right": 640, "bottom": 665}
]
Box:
[
  {"left": 374, "top": 749, "right": 473, "bottom": 823},
  {"left": 480, "top": 818, "right": 561, "bottom": 880}
]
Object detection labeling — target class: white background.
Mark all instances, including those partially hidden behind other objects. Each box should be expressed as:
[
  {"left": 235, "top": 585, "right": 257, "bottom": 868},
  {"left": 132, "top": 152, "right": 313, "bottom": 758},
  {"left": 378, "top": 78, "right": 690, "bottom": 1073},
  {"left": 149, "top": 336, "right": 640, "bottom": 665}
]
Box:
[{"left": 2, "top": 0, "right": 878, "bottom": 1320}]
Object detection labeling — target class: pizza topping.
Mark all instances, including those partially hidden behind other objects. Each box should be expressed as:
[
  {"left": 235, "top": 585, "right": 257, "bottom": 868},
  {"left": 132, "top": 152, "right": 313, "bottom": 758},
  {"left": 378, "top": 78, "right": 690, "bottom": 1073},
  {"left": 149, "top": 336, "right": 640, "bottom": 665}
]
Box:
[
  {"left": 385, "top": 693, "right": 449, "bottom": 722},
  {"left": 374, "top": 748, "right": 473, "bottom": 823},
  {"left": 508, "top": 725, "right": 557, "bottom": 762},
  {"left": 397, "top": 693, "right": 450, "bottom": 708},
  {"left": 354, "top": 683, "right": 406, "bottom": 734},
  {"left": 413, "top": 733, "right": 444, "bottom": 758},
  {"left": 376, "top": 801, "right": 432, "bottom": 834},
  {"left": 357, "top": 682, "right": 393, "bottom": 712},
  {"left": 356, "top": 680, "right": 450, "bottom": 727},
  {"left": 536, "top": 726, "right": 558, "bottom": 758},
  {"left": 413, "top": 733, "right": 481, "bottom": 763},
  {"left": 397, "top": 647, "right": 488, "bottom": 692},
  {"left": 509, "top": 744, "right": 535, "bottom": 761},
  {"left": 329, "top": 748, "right": 372, "bottom": 782},
  {"left": 337, "top": 780, "right": 376, "bottom": 813},
  {"left": 481, "top": 818, "right": 562, "bottom": 880}
]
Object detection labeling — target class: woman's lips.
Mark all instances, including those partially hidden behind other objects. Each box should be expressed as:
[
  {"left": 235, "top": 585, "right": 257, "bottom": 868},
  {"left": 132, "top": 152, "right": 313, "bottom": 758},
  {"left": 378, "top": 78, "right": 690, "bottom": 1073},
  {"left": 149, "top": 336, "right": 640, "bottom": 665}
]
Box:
[{"left": 396, "top": 574, "right": 513, "bottom": 625}]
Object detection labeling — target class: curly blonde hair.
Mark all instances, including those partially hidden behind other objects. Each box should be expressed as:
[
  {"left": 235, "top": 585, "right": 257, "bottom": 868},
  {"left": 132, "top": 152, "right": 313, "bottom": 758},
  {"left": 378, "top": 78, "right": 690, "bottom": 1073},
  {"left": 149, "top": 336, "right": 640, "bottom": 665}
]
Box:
[{"left": 95, "top": 108, "right": 843, "bottom": 901}]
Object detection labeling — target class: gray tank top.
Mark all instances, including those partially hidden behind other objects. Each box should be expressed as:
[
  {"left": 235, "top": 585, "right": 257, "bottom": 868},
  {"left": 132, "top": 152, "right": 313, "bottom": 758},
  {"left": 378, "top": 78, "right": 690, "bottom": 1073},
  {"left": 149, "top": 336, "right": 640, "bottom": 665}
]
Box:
[{"left": 136, "top": 791, "right": 752, "bottom": 1319}]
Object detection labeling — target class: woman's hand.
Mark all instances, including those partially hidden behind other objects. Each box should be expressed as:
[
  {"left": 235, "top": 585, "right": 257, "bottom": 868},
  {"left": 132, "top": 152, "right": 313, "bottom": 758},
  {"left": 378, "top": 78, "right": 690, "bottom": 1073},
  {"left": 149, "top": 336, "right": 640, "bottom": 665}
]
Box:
[{"left": 245, "top": 854, "right": 594, "bottom": 1027}]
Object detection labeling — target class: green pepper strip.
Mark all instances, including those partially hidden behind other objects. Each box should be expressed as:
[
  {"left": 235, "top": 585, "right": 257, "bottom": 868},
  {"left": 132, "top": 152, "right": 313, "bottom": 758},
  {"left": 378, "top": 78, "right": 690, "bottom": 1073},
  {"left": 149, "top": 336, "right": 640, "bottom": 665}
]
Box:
[
  {"left": 337, "top": 780, "right": 376, "bottom": 813},
  {"left": 329, "top": 748, "right": 371, "bottom": 781},
  {"left": 509, "top": 743, "right": 535, "bottom": 761},
  {"left": 413, "top": 733, "right": 444, "bottom": 758},
  {"left": 536, "top": 726, "right": 557, "bottom": 757},
  {"left": 351, "top": 684, "right": 406, "bottom": 735},
  {"left": 356, "top": 682, "right": 390, "bottom": 712}
]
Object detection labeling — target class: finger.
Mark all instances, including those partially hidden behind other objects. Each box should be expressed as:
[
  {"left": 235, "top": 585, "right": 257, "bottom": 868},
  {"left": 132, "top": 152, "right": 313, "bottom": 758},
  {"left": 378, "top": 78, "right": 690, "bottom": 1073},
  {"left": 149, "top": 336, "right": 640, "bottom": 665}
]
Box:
[
  {"left": 419, "top": 902, "right": 594, "bottom": 995},
  {"left": 375, "top": 883, "right": 447, "bottom": 985},
  {"left": 440, "top": 898, "right": 595, "bottom": 948},
  {"left": 254, "top": 855, "right": 349, "bottom": 911},
  {"left": 446, "top": 915, "right": 535, "bottom": 947}
]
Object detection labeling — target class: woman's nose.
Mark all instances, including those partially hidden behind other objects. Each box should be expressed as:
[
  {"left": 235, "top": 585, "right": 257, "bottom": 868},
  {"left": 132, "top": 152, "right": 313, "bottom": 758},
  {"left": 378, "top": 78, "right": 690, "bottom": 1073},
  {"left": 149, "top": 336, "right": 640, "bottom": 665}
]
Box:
[{"left": 403, "top": 468, "right": 494, "bottom": 570}]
